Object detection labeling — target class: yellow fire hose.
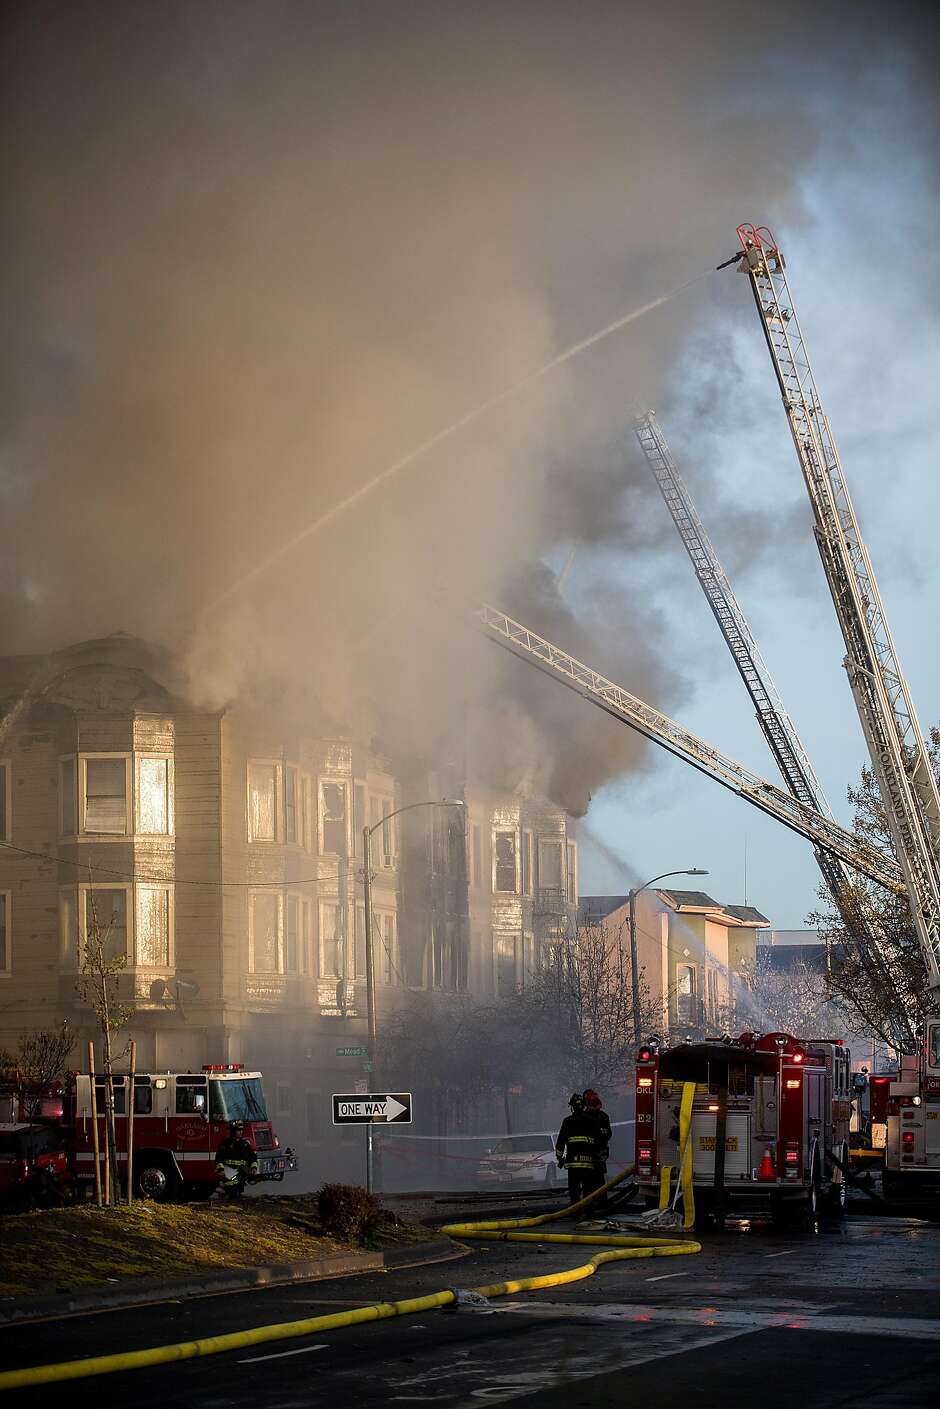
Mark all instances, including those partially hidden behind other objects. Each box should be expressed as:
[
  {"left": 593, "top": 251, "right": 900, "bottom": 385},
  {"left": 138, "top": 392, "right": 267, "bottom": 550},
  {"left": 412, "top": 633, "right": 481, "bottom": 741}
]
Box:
[{"left": 0, "top": 1125, "right": 700, "bottom": 1391}]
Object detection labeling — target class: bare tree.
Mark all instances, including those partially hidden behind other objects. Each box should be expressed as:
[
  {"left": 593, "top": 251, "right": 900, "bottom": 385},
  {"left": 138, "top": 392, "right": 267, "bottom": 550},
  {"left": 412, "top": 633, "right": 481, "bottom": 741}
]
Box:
[
  {"left": 808, "top": 727, "right": 940, "bottom": 1046},
  {"left": 739, "top": 952, "right": 855, "bottom": 1041},
  {"left": 77, "top": 889, "right": 131, "bottom": 1205}
]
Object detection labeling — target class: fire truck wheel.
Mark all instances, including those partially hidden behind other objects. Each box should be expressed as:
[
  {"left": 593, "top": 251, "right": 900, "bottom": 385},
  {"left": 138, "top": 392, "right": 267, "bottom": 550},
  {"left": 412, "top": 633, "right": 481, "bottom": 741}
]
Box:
[{"left": 134, "top": 1156, "right": 181, "bottom": 1203}]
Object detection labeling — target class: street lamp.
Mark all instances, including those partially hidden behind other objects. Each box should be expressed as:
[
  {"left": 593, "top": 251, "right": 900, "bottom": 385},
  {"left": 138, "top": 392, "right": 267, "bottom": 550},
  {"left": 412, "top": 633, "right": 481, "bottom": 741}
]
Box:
[
  {"left": 361, "top": 797, "right": 465, "bottom": 1193},
  {"left": 628, "top": 868, "right": 708, "bottom": 1044}
]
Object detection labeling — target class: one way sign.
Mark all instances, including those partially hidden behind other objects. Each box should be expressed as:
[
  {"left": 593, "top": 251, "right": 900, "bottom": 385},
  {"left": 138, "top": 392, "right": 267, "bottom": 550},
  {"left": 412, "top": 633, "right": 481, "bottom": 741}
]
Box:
[{"left": 332, "top": 1092, "right": 413, "bottom": 1125}]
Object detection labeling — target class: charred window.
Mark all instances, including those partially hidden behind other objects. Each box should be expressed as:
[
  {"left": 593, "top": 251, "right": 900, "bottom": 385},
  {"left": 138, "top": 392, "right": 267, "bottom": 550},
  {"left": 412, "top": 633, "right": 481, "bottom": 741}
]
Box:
[
  {"left": 676, "top": 964, "right": 696, "bottom": 1023},
  {"left": 494, "top": 831, "right": 517, "bottom": 893},
  {"left": 320, "top": 782, "right": 347, "bottom": 856}
]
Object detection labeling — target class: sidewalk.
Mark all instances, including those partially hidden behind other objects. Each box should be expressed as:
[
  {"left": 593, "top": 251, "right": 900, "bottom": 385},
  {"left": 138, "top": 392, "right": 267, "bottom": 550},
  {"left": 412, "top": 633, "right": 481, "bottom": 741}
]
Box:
[{"left": 0, "top": 1237, "right": 468, "bottom": 1325}]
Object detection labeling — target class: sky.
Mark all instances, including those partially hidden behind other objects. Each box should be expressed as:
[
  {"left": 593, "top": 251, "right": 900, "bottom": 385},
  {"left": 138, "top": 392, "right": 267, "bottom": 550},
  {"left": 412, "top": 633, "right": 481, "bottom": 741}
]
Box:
[{"left": 2, "top": 1, "right": 939, "bottom": 929}]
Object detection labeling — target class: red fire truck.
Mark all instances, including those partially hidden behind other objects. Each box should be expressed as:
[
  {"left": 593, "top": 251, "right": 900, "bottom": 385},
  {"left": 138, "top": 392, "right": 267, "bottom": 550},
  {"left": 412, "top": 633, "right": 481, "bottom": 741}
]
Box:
[
  {"left": 883, "top": 1022, "right": 940, "bottom": 1200},
  {"left": 1, "top": 1063, "right": 295, "bottom": 1202},
  {"left": 635, "top": 1032, "right": 852, "bottom": 1226}
]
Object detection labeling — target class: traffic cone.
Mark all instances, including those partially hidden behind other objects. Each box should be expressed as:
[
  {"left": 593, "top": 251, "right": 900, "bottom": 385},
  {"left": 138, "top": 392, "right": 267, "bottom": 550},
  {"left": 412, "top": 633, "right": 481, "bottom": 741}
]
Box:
[{"left": 757, "top": 1144, "right": 776, "bottom": 1181}]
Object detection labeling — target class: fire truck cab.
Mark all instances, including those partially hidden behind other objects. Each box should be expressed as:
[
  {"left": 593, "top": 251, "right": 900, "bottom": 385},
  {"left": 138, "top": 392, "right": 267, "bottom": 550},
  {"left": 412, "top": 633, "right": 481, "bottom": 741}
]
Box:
[
  {"left": 635, "top": 1032, "right": 852, "bottom": 1226},
  {"left": 884, "top": 1015, "right": 940, "bottom": 1199},
  {"left": 72, "top": 1064, "right": 293, "bottom": 1201}
]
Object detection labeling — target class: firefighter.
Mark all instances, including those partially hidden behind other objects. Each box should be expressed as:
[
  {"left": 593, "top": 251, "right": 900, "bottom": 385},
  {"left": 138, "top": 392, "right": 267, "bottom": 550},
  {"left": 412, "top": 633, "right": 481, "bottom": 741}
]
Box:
[
  {"left": 214, "top": 1120, "right": 259, "bottom": 1196},
  {"left": 583, "top": 1088, "right": 612, "bottom": 1198},
  {"left": 555, "top": 1093, "right": 600, "bottom": 1206}
]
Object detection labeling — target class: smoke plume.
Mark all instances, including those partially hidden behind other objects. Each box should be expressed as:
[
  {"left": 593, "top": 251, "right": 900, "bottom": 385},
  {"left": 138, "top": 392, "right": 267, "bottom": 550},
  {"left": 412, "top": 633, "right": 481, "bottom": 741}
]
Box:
[{"left": 2, "top": 0, "right": 937, "bottom": 812}]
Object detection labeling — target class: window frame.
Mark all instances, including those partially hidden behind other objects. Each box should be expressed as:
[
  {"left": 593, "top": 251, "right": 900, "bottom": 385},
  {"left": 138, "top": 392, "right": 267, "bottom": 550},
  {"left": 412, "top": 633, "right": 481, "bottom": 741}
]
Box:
[
  {"left": 318, "top": 898, "right": 344, "bottom": 980},
  {"left": 284, "top": 764, "right": 300, "bottom": 846},
  {"left": 522, "top": 830, "right": 533, "bottom": 896},
  {"left": 80, "top": 883, "right": 131, "bottom": 966},
  {"left": 79, "top": 753, "right": 133, "bottom": 838},
  {"left": 135, "top": 883, "right": 175, "bottom": 969},
  {"left": 247, "top": 759, "right": 282, "bottom": 844},
  {"left": 0, "top": 759, "right": 10, "bottom": 845},
  {"left": 493, "top": 829, "right": 519, "bottom": 894},
  {"left": 0, "top": 890, "right": 10, "bottom": 976},
  {"left": 537, "top": 837, "right": 564, "bottom": 892},
  {"left": 285, "top": 891, "right": 311, "bottom": 975},
  {"left": 136, "top": 754, "right": 174, "bottom": 837},
  {"left": 248, "top": 889, "right": 284, "bottom": 974},
  {"left": 319, "top": 779, "right": 350, "bottom": 858}
]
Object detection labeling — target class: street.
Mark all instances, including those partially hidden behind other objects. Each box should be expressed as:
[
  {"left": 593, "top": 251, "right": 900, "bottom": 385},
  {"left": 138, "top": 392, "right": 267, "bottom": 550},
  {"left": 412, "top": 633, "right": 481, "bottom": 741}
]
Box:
[{"left": 3, "top": 1206, "right": 939, "bottom": 1407}]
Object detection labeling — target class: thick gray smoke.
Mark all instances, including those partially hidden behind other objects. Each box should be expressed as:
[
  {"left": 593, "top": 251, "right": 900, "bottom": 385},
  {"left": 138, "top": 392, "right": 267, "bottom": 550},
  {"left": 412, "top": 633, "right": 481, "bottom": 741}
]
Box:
[{"left": 2, "top": 1, "right": 937, "bottom": 813}]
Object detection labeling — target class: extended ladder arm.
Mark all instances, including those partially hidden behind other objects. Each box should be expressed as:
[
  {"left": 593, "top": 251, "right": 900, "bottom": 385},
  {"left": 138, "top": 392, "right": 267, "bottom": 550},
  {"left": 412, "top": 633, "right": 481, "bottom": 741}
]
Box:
[
  {"left": 476, "top": 602, "right": 903, "bottom": 895},
  {"left": 732, "top": 223, "right": 940, "bottom": 993},
  {"left": 634, "top": 412, "right": 917, "bottom": 1044}
]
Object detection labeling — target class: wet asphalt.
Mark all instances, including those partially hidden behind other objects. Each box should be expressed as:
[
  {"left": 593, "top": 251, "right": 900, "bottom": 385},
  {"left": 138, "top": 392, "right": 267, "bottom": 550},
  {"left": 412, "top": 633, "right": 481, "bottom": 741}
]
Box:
[{"left": 2, "top": 1202, "right": 939, "bottom": 1408}]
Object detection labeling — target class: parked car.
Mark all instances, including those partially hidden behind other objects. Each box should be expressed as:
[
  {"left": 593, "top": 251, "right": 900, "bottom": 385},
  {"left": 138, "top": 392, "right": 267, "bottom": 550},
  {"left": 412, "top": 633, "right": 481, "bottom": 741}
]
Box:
[
  {"left": 477, "top": 1133, "right": 564, "bottom": 1189},
  {"left": 0, "top": 1123, "right": 72, "bottom": 1210}
]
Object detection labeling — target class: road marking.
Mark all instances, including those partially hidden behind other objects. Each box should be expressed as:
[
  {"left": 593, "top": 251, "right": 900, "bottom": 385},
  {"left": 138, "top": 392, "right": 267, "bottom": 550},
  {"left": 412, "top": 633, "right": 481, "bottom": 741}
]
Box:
[
  {"left": 764, "top": 1250, "right": 797, "bottom": 1258},
  {"left": 238, "top": 1343, "right": 328, "bottom": 1364},
  {"left": 645, "top": 1272, "right": 689, "bottom": 1282}
]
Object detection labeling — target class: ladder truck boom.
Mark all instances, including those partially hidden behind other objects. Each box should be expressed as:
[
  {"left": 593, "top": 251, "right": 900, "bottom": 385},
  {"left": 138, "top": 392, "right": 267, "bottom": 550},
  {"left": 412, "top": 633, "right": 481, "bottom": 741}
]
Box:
[
  {"left": 731, "top": 223, "right": 940, "bottom": 996},
  {"left": 634, "top": 411, "right": 916, "bottom": 1046},
  {"left": 476, "top": 601, "right": 902, "bottom": 894}
]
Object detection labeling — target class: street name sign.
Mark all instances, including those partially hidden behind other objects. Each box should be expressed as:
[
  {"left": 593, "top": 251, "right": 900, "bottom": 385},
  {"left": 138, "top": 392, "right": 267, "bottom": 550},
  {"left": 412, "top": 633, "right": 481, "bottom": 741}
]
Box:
[
  {"left": 335, "top": 1046, "right": 369, "bottom": 1058},
  {"left": 332, "top": 1092, "right": 413, "bottom": 1125}
]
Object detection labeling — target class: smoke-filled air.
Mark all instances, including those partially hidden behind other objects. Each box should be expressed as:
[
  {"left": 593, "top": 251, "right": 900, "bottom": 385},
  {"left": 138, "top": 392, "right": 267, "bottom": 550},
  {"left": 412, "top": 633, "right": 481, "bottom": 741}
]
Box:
[{"left": 2, "top": 0, "right": 937, "bottom": 813}]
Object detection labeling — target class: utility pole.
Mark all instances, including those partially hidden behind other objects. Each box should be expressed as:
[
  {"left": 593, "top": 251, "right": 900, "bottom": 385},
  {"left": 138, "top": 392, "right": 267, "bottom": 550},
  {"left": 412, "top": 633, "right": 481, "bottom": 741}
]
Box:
[{"left": 362, "top": 823, "right": 377, "bottom": 1194}]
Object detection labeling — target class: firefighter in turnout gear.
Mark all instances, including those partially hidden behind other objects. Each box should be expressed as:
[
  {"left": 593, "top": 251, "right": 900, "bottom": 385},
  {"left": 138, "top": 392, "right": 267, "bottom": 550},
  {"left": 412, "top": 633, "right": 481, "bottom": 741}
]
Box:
[
  {"left": 555, "top": 1093, "right": 601, "bottom": 1206},
  {"left": 583, "top": 1088, "right": 612, "bottom": 1201},
  {"left": 214, "top": 1120, "right": 259, "bottom": 1196}
]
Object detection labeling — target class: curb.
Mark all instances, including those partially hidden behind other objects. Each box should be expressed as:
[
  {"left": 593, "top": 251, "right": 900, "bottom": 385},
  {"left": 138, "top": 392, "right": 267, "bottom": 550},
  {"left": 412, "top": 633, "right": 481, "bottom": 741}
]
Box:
[{"left": 0, "top": 1239, "right": 467, "bottom": 1326}]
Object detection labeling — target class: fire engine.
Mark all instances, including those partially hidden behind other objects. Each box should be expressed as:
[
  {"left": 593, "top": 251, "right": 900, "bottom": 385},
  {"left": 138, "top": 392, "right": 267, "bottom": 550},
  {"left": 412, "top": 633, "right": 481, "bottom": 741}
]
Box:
[
  {"left": 883, "top": 1026, "right": 940, "bottom": 1199},
  {"left": 634, "top": 1032, "right": 852, "bottom": 1226},
  {"left": 1, "top": 1063, "right": 295, "bottom": 1202}
]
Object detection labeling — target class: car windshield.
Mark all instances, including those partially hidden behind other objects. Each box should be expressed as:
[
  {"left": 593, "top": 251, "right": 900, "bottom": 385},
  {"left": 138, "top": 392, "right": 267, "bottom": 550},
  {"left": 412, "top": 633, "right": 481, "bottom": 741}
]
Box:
[
  {"left": 490, "top": 1136, "right": 550, "bottom": 1155},
  {"left": 930, "top": 1024, "right": 940, "bottom": 1070},
  {"left": 209, "top": 1078, "right": 267, "bottom": 1123}
]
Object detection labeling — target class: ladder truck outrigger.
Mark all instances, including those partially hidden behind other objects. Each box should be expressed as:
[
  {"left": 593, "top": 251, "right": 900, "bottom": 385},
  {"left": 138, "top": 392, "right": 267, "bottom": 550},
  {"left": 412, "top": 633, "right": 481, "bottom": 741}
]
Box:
[
  {"left": 634, "top": 411, "right": 915, "bottom": 1053},
  {"left": 726, "top": 222, "right": 940, "bottom": 1197}
]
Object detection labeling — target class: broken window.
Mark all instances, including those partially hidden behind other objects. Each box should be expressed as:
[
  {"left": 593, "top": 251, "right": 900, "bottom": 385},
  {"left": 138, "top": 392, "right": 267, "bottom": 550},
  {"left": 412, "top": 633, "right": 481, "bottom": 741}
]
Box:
[
  {"left": 494, "top": 831, "right": 517, "bottom": 893},
  {"left": 250, "top": 892, "right": 280, "bottom": 972},
  {"left": 676, "top": 964, "right": 696, "bottom": 1023},
  {"left": 138, "top": 757, "right": 170, "bottom": 835},
  {"left": 248, "top": 763, "right": 278, "bottom": 842},
  {"left": 320, "top": 782, "right": 347, "bottom": 856},
  {"left": 84, "top": 758, "right": 128, "bottom": 834},
  {"left": 136, "top": 886, "right": 170, "bottom": 967}
]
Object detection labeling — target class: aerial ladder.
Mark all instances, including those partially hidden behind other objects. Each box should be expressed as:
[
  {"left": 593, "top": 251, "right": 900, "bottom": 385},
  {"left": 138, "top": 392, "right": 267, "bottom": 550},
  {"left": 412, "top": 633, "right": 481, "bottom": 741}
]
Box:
[
  {"left": 725, "top": 224, "right": 940, "bottom": 1002},
  {"left": 475, "top": 601, "right": 902, "bottom": 896},
  {"left": 727, "top": 223, "right": 940, "bottom": 1189},
  {"left": 634, "top": 410, "right": 915, "bottom": 1047}
]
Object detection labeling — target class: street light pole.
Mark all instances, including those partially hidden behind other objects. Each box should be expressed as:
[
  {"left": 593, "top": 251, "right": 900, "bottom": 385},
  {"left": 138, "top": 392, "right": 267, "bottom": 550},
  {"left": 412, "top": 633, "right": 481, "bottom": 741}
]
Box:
[
  {"left": 361, "top": 798, "right": 464, "bottom": 1194},
  {"left": 628, "top": 867, "right": 708, "bottom": 1045}
]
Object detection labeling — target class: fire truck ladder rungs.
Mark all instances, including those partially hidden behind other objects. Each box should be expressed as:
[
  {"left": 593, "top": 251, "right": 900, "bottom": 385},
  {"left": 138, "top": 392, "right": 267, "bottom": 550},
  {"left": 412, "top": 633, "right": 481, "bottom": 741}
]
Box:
[
  {"left": 476, "top": 602, "right": 903, "bottom": 896},
  {"left": 733, "top": 222, "right": 940, "bottom": 995},
  {"left": 633, "top": 411, "right": 917, "bottom": 1046}
]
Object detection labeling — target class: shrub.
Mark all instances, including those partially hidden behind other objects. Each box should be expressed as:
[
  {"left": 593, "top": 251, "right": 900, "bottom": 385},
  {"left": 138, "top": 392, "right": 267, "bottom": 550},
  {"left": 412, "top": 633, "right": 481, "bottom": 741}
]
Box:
[{"left": 316, "top": 1183, "right": 383, "bottom": 1240}]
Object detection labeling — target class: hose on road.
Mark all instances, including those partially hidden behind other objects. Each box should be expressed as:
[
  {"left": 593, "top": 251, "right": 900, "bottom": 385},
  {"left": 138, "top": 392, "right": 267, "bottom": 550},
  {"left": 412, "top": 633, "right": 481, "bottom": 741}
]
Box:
[{"left": 0, "top": 1165, "right": 700, "bottom": 1391}]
